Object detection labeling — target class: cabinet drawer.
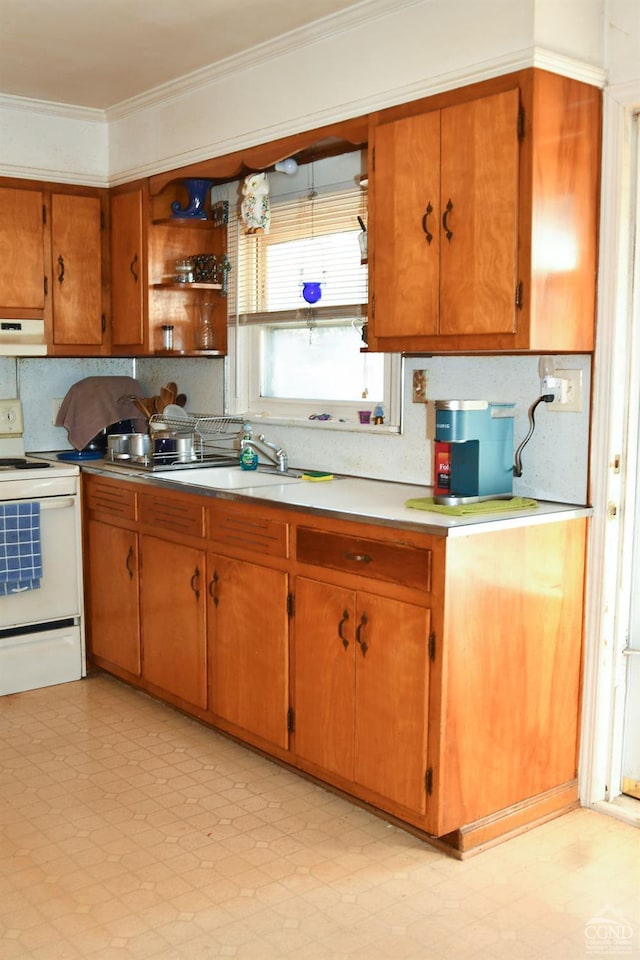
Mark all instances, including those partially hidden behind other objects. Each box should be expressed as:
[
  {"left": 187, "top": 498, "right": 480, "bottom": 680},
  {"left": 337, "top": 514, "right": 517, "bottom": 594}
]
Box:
[
  {"left": 208, "top": 502, "right": 288, "bottom": 558},
  {"left": 85, "top": 477, "right": 137, "bottom": 521},
  {"left": 296, "top": 527, "right": 432, "bottom": 592},
  {"left": 140, "top": 492, "right": 204, "bottom": 538}
]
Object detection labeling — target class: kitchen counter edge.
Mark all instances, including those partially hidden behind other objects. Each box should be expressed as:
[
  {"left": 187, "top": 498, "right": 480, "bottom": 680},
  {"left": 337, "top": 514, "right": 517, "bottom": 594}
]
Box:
[{"left": 78, "top": 461, "right": 592, "bottom": 538}]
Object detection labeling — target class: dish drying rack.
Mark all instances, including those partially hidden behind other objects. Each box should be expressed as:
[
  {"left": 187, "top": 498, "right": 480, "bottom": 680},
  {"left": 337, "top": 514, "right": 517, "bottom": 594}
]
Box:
[{"left": 149, "top": 412, "right": 245, "bottom": 461}]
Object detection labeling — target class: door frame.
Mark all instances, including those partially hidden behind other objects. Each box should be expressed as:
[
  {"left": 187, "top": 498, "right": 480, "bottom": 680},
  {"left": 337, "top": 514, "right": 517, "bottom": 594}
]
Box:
[{"left": 580, "top": 81, "right": 640, "bottom": 823}]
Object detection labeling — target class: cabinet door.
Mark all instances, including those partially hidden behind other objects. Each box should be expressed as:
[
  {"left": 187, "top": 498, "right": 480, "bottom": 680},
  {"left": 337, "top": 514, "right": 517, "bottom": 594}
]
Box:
[
  {"left": 111, "top": 187, "right": 145, "bottom": 350},
  {"left": 51, "top": 193, "right": 103, "bottom": 345},
  {"left": 87, "top": 519, "right": 141, "bottom": 676},
  {"left": 293, "top": 577, "right": 355, "bottom": 782},
  {"left": 140, "top": 534, "right": 207, "bottom": 708},
  {"left": 372, "top": 110, "right": 440, "bottom": 338},
  {"left": 439, "top": 88, "right": 520, "bottom": 336},
  {"left": 353, "top": 593, "right": 430, "bottom": 815},
  {"left": 208, "top": 554, "right": 289, "bottom": 749},
  {"left": 0, "top": 187, "right": 45, "bottom": 312}
]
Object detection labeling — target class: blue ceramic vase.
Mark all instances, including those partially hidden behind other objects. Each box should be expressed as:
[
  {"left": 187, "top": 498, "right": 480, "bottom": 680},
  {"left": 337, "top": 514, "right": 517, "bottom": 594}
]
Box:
[{"left": 171, "top": 179, "right": 213, "bottom": 219}]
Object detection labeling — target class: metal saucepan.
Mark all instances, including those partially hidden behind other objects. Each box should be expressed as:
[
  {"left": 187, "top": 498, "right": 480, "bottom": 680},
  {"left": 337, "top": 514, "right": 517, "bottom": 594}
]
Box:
[
  {"left": 129, "top": 433, "right": 151, "bottom": 458},
  {"left": 107, "top": 434, "right": 133, "bottom": 460},
  {"left": 174, "top": 433, "right": 196, "bottom": 462}
]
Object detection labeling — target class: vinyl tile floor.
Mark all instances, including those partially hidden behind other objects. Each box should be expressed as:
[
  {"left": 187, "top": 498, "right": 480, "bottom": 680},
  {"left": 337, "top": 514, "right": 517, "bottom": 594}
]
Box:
[{"left": 1, "top": 673, "right": 638, "bottom": 960}]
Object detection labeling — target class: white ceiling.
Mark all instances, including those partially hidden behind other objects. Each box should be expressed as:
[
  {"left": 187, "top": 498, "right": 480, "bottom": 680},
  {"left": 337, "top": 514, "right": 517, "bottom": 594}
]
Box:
[{"left": 0, "top": 0, "right": 369, "bottom": 110}]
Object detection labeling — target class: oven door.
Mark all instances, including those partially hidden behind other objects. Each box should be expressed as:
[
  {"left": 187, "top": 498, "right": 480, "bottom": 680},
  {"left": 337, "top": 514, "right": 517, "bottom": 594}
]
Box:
[{"left": 0, "top": 493, "right": 82, "bottom": 630}]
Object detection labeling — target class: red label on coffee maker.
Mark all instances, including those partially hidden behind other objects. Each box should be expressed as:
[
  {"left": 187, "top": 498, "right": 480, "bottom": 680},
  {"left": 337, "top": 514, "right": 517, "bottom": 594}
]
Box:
[{"left": 434, "top": 441, "right": 451, "bottom": 495}]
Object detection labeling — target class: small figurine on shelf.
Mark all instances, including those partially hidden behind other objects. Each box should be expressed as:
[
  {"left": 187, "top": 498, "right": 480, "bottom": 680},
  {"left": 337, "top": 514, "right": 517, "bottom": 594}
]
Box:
[
  {"left": 240, "top": 172, "right": 270, "bottom": 234},
  {"left": 373, "top": 404, "right": 385, "bottom": 425}
]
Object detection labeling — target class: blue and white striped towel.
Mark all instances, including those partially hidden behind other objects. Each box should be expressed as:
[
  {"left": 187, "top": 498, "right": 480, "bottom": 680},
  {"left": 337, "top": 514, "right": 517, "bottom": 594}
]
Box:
[{"left": 0, "top": 502, "right": 43, "bottom": 595}]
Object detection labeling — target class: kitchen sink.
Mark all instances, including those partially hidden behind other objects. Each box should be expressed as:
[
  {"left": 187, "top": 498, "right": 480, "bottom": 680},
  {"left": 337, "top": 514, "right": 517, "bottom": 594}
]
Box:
[{"left": 153, "top": 466, "right": 305, "bottom": 490}]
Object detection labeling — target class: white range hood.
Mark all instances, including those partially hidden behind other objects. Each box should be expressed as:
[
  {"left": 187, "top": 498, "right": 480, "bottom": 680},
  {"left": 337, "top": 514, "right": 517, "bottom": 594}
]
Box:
[{"left": 0, "top": 319, "right": 47, "bottom": 356}]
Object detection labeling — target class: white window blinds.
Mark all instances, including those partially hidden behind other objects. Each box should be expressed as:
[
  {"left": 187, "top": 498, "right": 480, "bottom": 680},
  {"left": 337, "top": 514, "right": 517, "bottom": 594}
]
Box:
[{"left": 229, "top": 183, "right": 368, "bottom": 325}]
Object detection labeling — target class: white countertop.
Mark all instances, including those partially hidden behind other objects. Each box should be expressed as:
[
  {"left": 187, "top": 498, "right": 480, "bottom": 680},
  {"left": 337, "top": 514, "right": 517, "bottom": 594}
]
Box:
[{"left": 73, "top": 457, "right": 592, "bottom": 537}]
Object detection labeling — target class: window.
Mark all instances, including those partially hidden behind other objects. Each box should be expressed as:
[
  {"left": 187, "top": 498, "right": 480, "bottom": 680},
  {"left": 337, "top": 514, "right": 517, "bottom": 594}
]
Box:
[{"left": 226, "top": 155, "right": 400, "bottom": 428}]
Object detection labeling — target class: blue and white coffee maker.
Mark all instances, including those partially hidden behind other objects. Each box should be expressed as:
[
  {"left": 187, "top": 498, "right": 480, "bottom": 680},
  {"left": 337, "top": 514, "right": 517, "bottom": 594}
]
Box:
[{"left": 433, "top": 400, "right": 516, "bottom": 505}]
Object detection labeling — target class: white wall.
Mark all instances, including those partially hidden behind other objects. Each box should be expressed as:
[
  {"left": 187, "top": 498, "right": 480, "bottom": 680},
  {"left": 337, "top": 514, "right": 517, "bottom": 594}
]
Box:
[
  {"left": 0, "top": 0, "right": 606, "bottom": 186},
  {"left": 0, "top": 97, "right": 108, "bottom": 185},
  {"left": 605, "top": 0, "right": 640, "bottom": 85}
]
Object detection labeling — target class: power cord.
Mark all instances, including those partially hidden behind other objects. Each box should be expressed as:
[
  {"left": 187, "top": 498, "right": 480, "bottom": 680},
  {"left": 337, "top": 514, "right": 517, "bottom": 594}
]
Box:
[{"left": 513, "top": 394, "right": 554, "bottom": 478}]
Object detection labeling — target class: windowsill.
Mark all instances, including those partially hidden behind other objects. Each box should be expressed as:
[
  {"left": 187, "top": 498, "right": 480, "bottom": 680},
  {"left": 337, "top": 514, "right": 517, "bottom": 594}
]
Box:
[{"left": 240, "top": 413, "right": 401, "bottom": 435}]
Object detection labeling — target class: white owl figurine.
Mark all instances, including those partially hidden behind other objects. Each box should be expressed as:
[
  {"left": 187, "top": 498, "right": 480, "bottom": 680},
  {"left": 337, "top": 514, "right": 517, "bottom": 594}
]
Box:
[{"left": 241, "top": 172, "right": 271, "bottom": 235}]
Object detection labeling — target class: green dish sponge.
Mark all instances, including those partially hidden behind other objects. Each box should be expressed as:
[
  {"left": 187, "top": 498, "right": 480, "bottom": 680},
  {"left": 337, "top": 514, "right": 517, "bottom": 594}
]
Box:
[{"left": 301, "top": 471, "right": 334, "bottom": 481}]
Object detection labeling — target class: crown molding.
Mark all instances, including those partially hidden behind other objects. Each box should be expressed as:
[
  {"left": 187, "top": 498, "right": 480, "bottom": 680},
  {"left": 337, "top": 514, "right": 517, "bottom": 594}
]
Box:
[
  {"left": 531, "top": 47, "right": 606, "bottom": 88},
  {"left": 0, "top": 162, "right": 108, "bottom": 187},
  {"left": 109, "top": 45, "right": 606, "bottom": 185},
  {"left": 105, "top": 0, "right": 422, "bottom": 122},
  {"left": 0, "top": 93, "right": 105, "bottom": 123}
]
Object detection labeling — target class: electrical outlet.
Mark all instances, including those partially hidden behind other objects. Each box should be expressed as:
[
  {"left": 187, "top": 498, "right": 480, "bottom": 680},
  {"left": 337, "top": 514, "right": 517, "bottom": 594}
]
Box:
[
  {"left": 0, "top": 399, "right": 24, "bottom": 435},
  {"left": 412, "top": 369, "right": 428, "bottom": 403},
  {"left": 549, "top": 369, "right": 583, "bottom": 412},
  {"left": 52, "top": 398, "right": 64, "bottom": 425}
]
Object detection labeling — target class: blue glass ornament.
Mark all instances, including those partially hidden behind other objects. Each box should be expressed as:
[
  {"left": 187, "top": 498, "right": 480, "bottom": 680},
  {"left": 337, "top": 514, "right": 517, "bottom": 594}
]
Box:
[{"left": 302, "top": 282, "right": 322, "bottom": 304}]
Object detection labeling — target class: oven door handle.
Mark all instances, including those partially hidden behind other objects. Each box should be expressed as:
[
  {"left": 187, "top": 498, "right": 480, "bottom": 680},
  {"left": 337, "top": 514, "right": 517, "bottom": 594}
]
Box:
[{"left": 38, "top": 498, "right": 76, "bottom": 510}]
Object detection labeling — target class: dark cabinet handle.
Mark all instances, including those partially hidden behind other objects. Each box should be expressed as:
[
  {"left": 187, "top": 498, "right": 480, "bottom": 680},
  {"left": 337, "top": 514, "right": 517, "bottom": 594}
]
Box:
[
  {"left": 355, "top": 612, "right": 368, "bottom": 656},
  {"left": 125, "top": 545, "right": 135, "bottom": 580},
  {"left": 338, "top": 609, "right": 350, "bottom": 649},
  {"left": 130, "top": 253, "right": 139, "bottom": 283},
  {"left": 57, "top": 255, "right": 65, "bottom": 285},
  {"left": 442, "top": 198, "right": 454, "bottom": 241},
  {"left": 344, "top": 551, "right": 372, "bottom": 564},
  {"left": 422, "top": 201, "right": 434, "bottom": 244},
  {"left": 208, "top": 570, "right": 219, "bottom": 607},
  {"left": 190, "top": 566, "right": 201, "bottom": 600}
]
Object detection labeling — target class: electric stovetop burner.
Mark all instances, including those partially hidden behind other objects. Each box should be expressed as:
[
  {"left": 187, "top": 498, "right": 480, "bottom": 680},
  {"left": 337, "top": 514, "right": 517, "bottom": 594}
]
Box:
[{"left": 0, "top": 457, "right": 51, "bottom": 470}]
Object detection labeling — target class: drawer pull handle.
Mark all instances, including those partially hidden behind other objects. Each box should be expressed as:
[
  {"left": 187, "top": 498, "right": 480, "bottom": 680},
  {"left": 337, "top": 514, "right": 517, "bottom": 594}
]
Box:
[
  {"left": 338, "top": 609, "right": 350, "bottom": 649},
  {"left": 190, "top": 566, "right": 201, "bottom": 600},
  {"left": 125, "top": 545, "right": 135, "bottom": 580},
  {"left": 208, "top": 570, "right": 219, "bottom": 607},
  {"left": 422, "top": 201, "right": 434, "bottom": 245},
  {"left": 345, "top": 551, "right": 372, "bottom": 564},
  {"left": 355, "top": 612, "right": 368, "bottom": 656}
]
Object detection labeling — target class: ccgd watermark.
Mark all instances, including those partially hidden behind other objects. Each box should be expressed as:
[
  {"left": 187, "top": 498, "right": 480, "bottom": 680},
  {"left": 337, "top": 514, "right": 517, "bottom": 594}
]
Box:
[{"left": 585, "top": 907, "right": 635, "bottom": 956}]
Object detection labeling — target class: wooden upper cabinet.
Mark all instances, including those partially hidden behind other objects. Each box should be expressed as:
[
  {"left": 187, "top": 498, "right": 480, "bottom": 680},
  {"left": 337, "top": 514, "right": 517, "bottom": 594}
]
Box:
[
  {"left": 439, "top": 89, "right": 519, "bottom": 337},
  {"left": 0, "top": 186, "right": 46, "bottom": 316},
  {"left": 372, "top": 110, "right": 441, "bottom": 338},
  {"left": 0, "top": 182, "right": 108, "bottom": 352},
  {"left": 50, "top": 192, "right": 104, "bottom": 348},
  {"left": 110, "top": 185, "right": 146, "bottom": 351},
  {"left": 367, "top": 69, "right": 601, "bottom": 353}
]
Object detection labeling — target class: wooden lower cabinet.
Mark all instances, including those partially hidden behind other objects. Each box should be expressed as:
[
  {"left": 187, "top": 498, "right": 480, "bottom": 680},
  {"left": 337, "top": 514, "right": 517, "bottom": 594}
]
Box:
[
  {"left": 207, "top": 553, "right": 289, "bottom": 749},
  {"left": 140, "top": 533, "right": 207, "bottom": 709},
  {"left": 83, "top": 473, "right": 588, "bottom": 855},
  {"left": 293, "top": 577, "right": 430, "bottom": 815},
  {"left": 87, "top": 518, "right": 141, "bottom": 677}
]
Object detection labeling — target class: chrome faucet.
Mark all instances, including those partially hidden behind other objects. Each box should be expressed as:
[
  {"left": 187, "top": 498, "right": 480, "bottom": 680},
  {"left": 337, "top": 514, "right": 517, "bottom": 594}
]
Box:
[{"left": 239, "top": 433, "right": 289, "bottom": 473}]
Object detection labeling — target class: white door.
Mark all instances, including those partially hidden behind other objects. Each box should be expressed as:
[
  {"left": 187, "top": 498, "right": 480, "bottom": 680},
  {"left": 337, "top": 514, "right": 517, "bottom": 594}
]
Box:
[
  {"left": 619, "top": 113, "right": 640, "bottom": 802},
  {"left": 621, "top": 465, "right": 640, "bottom": 799}
]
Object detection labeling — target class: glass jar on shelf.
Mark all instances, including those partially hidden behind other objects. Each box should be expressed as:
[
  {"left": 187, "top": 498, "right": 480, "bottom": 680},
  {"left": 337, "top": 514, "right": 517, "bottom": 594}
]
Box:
[
  {"left": 174, "top": 258, "right": 194, "bottom": 283},
  {"left": 195, "top": 302, "right": 216, "bottom": 351}
]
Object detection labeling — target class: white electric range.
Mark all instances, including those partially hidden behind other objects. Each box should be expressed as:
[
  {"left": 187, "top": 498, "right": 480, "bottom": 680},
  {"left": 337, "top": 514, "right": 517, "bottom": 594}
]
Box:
[{"left": 0, "top": 399, "right": 84, "bottom": 696}]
